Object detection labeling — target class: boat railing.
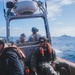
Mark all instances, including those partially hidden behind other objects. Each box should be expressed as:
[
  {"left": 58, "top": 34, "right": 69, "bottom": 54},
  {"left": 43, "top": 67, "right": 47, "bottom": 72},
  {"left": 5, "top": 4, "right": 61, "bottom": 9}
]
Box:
[{"left": 4, "top": 0, "right": 47, "bottom": 18}]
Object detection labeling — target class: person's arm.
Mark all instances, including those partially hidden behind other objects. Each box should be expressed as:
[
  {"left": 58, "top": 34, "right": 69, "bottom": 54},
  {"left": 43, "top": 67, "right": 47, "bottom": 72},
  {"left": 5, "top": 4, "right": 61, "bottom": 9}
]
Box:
[
  {"left": 5, "top": 51, "right": 24, "bottom": 75},
  {"left": 28, "top": 35, "right": 35, "bottom": 42},
  {"left": 30, "top": 48, "right": 38, "bottom": 72},
  {"left": 28, "top": 36, "right": 32, "bottom": 42}
]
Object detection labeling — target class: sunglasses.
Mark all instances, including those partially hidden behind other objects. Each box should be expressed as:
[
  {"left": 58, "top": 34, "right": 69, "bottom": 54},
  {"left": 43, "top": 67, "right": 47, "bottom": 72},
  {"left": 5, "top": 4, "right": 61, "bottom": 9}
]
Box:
[{"left": 40, "top": 41, "right": 44, "bottom": 43}]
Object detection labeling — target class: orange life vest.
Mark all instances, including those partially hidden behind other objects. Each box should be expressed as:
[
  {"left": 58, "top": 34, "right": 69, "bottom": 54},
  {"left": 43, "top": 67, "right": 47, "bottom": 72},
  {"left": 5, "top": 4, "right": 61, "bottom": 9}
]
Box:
[
  {"left": 4, "top": 44, "right": 26, "bottom": 58},
  {"left": 0, "top": 44, "right": 29, "bottom": 75},
  {"left": 12, "top": 45, "right": 26, "bottom": 58},
  {"left": 39, "top": 43, "right": 52, "bottom": 56}
]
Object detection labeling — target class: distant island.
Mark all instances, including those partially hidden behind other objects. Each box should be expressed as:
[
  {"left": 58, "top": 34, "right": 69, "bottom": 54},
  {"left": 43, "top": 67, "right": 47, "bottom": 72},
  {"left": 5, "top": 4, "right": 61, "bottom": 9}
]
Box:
[{"left": 60, "top": 35, "right": 71, "bottom": 38}]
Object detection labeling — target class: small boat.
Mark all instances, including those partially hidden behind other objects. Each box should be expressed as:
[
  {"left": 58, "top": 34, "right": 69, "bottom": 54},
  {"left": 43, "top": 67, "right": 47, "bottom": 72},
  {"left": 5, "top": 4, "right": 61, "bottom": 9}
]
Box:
[{"left": 3, "top": 0, "right": 75, "bottom": 75}]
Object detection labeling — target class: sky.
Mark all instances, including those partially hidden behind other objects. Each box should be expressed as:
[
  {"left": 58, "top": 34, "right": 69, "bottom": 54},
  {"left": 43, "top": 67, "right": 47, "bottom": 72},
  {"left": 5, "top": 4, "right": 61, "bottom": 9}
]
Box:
[{"left": 0, "top": 0, "right": 75, "bottom": 37}]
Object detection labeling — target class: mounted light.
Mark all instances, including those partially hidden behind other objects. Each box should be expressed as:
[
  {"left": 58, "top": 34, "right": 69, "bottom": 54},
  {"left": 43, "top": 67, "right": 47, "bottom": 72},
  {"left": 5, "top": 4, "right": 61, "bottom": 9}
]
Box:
[{"left": 6, "top": 1, "right": 14, "bottom": 8}]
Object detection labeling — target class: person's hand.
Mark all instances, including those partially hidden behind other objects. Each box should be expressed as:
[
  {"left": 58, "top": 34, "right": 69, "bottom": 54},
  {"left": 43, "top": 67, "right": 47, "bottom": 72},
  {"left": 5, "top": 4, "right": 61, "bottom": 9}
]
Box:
[
  {"left": 50, "top": 60, "right": 54, "bottom": 64},
  {"left": 49, "top": 61, "right": 52, "bottom": 64},
  {"left": 32, "top": 68, "right": 36, "bottom": 72}
]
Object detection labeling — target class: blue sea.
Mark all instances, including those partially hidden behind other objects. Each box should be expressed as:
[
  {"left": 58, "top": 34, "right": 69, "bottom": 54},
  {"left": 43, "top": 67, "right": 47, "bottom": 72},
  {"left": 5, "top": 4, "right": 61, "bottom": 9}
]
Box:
[
  {"left": 2, "top": 36, "right": 75, "bottom": 63},
  {"left": 51, "top": 37, "right": 75, "bottom": 63}
]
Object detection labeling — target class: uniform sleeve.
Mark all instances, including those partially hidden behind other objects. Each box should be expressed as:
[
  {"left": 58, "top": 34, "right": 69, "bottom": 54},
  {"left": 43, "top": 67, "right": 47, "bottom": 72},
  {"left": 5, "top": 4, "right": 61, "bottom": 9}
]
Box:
[
  {"left": 30, "top": 48, "right": 38, "bottom": 71},
  {"left": 5, "top": 51, "right": 24, "bottom": 75},
  {"left": 28, "top": 36, "right": 33, "bottom": 42}
]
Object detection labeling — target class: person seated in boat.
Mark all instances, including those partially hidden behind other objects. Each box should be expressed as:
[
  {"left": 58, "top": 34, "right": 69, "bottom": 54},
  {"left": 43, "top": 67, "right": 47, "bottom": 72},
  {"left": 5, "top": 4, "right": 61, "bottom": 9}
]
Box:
[
  {"left": 16, "top": 33, "right": 26, "bottom": 44},
  {"left": 28, "top": 27, "right": 41, "bottom": 42},
  {"left": 0, "top": 38, "right": 27, "bottom": 75},
  {"left": 30, "top": 36, "right": 57, "bottom": 75}
]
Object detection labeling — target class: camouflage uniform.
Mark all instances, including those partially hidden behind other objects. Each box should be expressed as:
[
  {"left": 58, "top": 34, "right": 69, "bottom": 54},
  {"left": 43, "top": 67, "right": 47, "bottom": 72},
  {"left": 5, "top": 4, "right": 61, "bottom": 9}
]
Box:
[{"left": 30, "top": 47, "right": 57, "bottom": 75}]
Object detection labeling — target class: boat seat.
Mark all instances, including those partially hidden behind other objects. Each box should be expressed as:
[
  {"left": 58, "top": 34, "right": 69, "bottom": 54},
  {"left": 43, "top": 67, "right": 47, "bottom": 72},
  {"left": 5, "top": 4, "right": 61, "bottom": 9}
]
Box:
[{"left": 18, "top": 43, "right": 39, "bottom": 67}]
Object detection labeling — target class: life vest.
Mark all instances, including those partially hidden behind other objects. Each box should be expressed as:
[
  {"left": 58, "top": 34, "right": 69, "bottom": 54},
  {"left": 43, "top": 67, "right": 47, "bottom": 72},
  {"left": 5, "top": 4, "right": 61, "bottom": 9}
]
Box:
[
  {"left": 3, "top": 44, "right": 26, "bottom": 59},
  {"left": 12, "top": 45, "right": 26, "bottom": 58},
  {"left": 39, "top": 43, "right": 52, "bottom": 55},
  {"left": 11, "top": 45, "right": 30, "bottom": 75},
  {"left": 38, "top": 43, "right": 52, "bottom": 61},
  {"left": 0, "top": 45, "right": 30, "bottom": 75},
  {"left": 30, "top": 33, "right": 40, "bottom": 41},
  {"left": 30, "top": 34, "right": 37, "bottom": 41}
]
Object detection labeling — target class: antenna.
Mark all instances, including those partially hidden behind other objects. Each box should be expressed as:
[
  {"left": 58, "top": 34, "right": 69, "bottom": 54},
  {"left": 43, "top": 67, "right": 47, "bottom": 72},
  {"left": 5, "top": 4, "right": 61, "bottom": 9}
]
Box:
[
  {"left": 45, "top": 0, "right": 47, "bottom": 11},
  {"left": 3, "top": 0, "right": 6, "bottom": 19}
]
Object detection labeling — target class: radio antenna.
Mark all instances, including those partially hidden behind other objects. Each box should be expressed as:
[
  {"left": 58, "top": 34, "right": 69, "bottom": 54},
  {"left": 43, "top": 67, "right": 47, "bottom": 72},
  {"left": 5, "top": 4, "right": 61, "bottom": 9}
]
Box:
[
  {"left": 3, "top": 0, "right": 6, "bottom": 19},
  {"left": 45, "top": 0, "right": 47, "bottom": 11}
]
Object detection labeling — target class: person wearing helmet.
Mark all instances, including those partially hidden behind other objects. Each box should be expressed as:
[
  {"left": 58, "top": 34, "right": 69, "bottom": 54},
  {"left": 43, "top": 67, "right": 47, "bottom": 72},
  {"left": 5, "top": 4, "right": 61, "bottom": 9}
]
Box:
[
  {"left": 0, "top": 38, "right": 26, "bottom": 75},
  {"left": 30, "top": 36, "right": 57, "bottom": 75},
  {"left": 28, "top": 27, "right": 41, "bottom": 42},
  {"left": 16, "top": 33, "right": 26, "bottom": 44}
]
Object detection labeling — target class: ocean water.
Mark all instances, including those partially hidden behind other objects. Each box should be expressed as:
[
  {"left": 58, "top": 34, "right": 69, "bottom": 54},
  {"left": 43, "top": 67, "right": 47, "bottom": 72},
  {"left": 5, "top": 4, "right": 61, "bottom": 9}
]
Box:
[
  {"left": 51, "top": 37, "right": 75, "bottom": 63},
  {"left": 2, "top": 36, "right": 75, "bottom": 63}
]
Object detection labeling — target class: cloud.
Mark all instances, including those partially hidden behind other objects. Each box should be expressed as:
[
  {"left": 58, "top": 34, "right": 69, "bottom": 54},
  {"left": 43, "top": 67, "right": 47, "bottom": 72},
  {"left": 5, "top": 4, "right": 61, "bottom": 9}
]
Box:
[
  {"left": 61, "top": 0, "right": 75, "bottom": 5},
  {"left": 13, "top": 27, "right": 22, "bottom": 30},
  {"left": 0, "top": 27, "right": 6, "bottom": 30},
  {"left": 0, "top": 26, "right": 23, "bottom": 36},
  {"left": 0, "top": 27, "right": 6, "bottom": 36},
  {"left": 0, "top": 0, "right": 2, "bottom": 2},
  {"left": 1, "top": 0, "right": 75, "bottom": 20},
  {"left": 47, "top": 2, "right": 62, "bottom": 19},
  {"left": 55, "top": 21, "right": 64, "bottom": 25},
  {"left": 47, "top": 0, "right": 75, "bottom": 19},
  {"left": 10, "top": 27, "right": 23, "bottom": 36}
]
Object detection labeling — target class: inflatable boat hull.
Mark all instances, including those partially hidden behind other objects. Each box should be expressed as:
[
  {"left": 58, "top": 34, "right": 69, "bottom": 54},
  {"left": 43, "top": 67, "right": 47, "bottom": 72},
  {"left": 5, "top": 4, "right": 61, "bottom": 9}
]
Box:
[{"left": 57, "top": 57, "right": 75, "bottom": 75}]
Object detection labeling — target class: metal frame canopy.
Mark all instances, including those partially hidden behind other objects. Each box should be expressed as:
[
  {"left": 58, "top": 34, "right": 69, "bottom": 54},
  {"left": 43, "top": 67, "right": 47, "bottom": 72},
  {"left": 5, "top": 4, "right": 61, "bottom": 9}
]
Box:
[{"left": 5, "top": 1, "right": 51, "bottom": 44}]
